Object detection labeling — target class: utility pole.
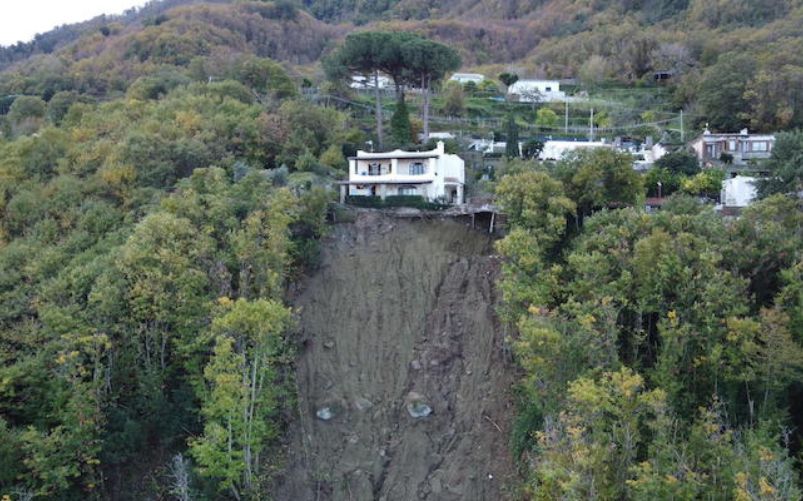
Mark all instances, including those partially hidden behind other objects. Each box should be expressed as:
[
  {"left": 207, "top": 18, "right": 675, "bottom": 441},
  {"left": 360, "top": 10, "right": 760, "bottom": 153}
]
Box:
[
  {"left": 564, "top": 101, "right": 569, "bottom": 135},
  {"left": 590, "top": 108, "right": 594, "bottom": 141}
]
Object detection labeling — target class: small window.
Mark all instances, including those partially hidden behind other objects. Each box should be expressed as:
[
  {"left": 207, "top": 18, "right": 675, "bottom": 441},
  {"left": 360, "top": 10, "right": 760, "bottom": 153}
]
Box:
[
  {"left": 409, "top": 162, "right": 425, "bottom": 175},
  {"left": 545, "top": 87, "right": 552, "bottom": 92},
  {"left": 368, "top": 163, "right": 381, "bottom": 175},
  {"left": 399, "top": 187, "right": 417, "bottom": 195},
  {"left": 728, "top": 140, "right": 736, "bottom": 151},
  {"left": 752, "top": 142, "right": 767, "bottom": 152}
]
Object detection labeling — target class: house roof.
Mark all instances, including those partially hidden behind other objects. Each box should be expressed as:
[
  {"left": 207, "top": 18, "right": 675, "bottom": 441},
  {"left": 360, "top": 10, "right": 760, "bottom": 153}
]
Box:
[
  {"left": 350, "top": 146, "right": 443, "bottom": 160},
  {"left": 349, "top": 153, "right": 439, "bottom": 160},
  {"left": 692, "top": 128, "right": 776, "bottom": 143}
]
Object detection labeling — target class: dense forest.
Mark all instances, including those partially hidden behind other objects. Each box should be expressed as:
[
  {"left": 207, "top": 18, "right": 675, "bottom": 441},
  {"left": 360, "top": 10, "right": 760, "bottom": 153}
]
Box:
[
  {"left": 494, "top": 151, "right": 802, "bottom": 499},
  {"left": 0, "top": 0, "right": 802, "bottom": 499},
  {"left": 0, "top": 13, "right": 357, "bottom": 494}
]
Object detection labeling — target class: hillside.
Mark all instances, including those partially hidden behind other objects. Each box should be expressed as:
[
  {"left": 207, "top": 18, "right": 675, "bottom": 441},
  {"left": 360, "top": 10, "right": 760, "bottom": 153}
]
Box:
[
  {"left": 0, "top": 1, "right": 801, "bottom": 499},
  {"left": 2, "top": 0, "right": 802, "bottom": 132}
]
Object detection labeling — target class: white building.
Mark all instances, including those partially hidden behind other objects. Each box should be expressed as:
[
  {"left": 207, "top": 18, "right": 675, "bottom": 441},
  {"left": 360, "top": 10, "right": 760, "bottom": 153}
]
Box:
[
  {"left": 690, "top": 128, "right": 775, "bottom": 166},
  {"left": 720, "top": 175, "right": 757, "bottom": 209},
  {"left": 449, "top": 73, "right": 485, "bottom": 85},
  {"left": 508, "top": 80, "right": 566, "bottom": 102},
  {"left": 538, "top": 140, "right": 612, "bottom": 161},
  {"left": 340, "top": 141, "right": 465, "bottom": 204},
  {"left": 350, "top": 74, "right": 391, "bottom": 90},
  {"left": 419, "top": 131, "right": 455, "bottom": 141},
  {"left": 632, "top": 143, "right": 668, "bottom": 170}
]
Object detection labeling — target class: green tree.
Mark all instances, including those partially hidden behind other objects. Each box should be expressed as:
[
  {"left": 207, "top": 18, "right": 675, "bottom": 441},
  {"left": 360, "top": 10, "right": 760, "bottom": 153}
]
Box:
[
  {"left": 399, "top": 37, "right": 460, "bottom": 141},
  {"left": 530, "top": 368, "right": 666, "bottom": 500},
  {"left": 496, "top": 171, "right": 575, "bottom": 247},
  {"left": 390, "top": 98, "right": 412, "bottom": 145},
  {"left": 756, "top": 129, "right": 803, "bottom": 198},
  {"left": 324, "top": 32, "right": 392, "bottom": 148},
  {"left": 535, "top": 108, "right": 559, "bottom": 130},
  {"left": 441, "top": 81, "right": 465, "bottom": 117},
  {"left": 654, "top": 150, "right": 700, "bottom": 176},
  {"left": 697, "top": 52, "right": 755, "bottom": 131},
  {"left": 499, "top": 72, "right": 519, "bottom": 88},
  {"left": 557, "top": 148, "right": 644, "bottom": 221},
  {"left": 190, "top": 298, "right": 292, "bottom": 499},
  {"left": 7, "top": 95, "right": 47, "bottom": 135}
]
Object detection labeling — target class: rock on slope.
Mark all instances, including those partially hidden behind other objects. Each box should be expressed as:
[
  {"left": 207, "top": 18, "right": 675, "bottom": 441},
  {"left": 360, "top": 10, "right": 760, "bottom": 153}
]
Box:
[{"left": 277, "top": 211, "right": 517, "bottom": 500}]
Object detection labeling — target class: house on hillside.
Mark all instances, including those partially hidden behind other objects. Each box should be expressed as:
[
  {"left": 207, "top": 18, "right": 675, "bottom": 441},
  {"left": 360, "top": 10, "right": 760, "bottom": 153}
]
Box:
[
  {"left": 508, "top": 80, "right": 566, "bottom": 102},
  {"left": 538, "top": 139, "right": 612, "bottom": 161},
  {"left": 449, "top": 73, "right": 485, "bottom": 85},
  {"left": 339, "top": 141, "right": 465, "bottom": 204},
  {"left": 690, "top": 128, "right": 775, "bottom": 169}
]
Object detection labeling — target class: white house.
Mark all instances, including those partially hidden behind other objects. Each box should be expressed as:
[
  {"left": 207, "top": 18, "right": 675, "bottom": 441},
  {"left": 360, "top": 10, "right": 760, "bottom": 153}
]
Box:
[
  {"left": 449, "top": 73, "right": 485, "bottom": 85},
  {"left": 538, "top": 140, "right": 612, "bottom": 161},
  {"left": 350, "top": 74, "right": 391, "bottom": 90},
  {"left": 690, "top": 128, "right": 775, "bottom": 166},
  {"left": 419, "top": 131, "right": 455, "bottom": 141},
  {"left": 632, "top": 142, "right": 668, "bottom": 170},
  {"left": 508, "top": 80, "right": 566, "bottom": 102},
  {"left": 720, "top": 175, "right": 757, "bottom": 209},
  {"left": 340, "top": 141, "right": 465, "bottom": 204}
]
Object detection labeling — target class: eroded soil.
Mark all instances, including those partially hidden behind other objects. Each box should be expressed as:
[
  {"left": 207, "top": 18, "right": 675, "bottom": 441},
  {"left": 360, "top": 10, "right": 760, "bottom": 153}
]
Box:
[{"left": 277, "top": 211, "right": 517, "bottom": 500}]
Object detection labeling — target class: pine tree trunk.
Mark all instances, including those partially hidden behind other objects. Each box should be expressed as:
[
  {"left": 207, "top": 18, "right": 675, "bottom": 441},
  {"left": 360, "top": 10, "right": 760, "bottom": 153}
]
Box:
[
  {"left": 374, "top": 71, "right": 383, "bottom": 149},
  {"left": 422, "top": 76, "right": 430, "bottom": 143}
]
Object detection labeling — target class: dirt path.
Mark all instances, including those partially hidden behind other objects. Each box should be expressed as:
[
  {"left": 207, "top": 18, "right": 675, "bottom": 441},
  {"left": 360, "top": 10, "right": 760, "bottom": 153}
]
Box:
[{"left": 277, "top": 211, "right": 517, "bottom": 500}]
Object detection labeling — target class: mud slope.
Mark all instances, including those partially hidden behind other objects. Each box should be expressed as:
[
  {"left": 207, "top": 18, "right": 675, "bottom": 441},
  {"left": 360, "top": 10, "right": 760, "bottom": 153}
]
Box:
[{"left": 278, "top": 211, "right": 517, "bottom": 500}]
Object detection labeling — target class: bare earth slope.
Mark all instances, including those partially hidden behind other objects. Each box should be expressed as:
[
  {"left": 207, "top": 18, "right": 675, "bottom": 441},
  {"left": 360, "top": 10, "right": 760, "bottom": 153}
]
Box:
[{"left": 277, "top": 211, "right": 517, "bottom": 500}]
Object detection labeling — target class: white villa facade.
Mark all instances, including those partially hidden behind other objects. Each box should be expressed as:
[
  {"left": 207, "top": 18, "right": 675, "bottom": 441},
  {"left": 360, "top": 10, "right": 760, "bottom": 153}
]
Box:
[
  {"left": 690, "top": 128, "right": 775, "bottom": 166},
  {"left": 340, "top": 141, "right": 465, "bottom": 204},
  {"left": 508, "top": 80, "right": 566, "bottom": 102}
]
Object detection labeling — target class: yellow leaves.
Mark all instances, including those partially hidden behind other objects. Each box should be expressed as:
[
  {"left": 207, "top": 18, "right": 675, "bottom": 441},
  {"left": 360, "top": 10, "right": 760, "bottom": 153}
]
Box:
[
  {"left": 758, "top": 446, "right": 775, "bottom": 463},
  {"left": 217, "top": 296, "right": 233, "bottom": 308},
  {"left": 579, "top": 314, "right": 596, "bottom": 329},
  {"left": 667, "top": 309, "right": 677, "bottom": 326},
  {"left": 175, "top": 110, "right": 202, "bottom": 133},
  {"left": 759, "top": 477, "right": 775, "bottom": 496},
  {"left": 99, "top": 163, "right": 136, "bottom": 188}
]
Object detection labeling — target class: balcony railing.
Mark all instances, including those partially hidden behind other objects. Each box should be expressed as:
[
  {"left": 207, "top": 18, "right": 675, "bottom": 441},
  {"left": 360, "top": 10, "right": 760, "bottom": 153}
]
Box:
[{"left": 358, "top": 165, "right": 391, "bottom": 176}]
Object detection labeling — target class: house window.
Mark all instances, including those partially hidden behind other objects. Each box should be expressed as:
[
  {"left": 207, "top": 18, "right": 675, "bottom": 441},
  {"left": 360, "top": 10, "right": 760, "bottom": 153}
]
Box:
[
  {"left": 751, "top": 142, "right": 767, "bottom": 152},
  {"left": 399, "top": 187, "right": 417, "bottom": 195},
  {"left": 409, "top": 162, "right": 425, "bottom": 175},
  {"left": 728, "top": 140, "right": 736, "bottom": 151},
  {"left": 368, "top": 163, "right": 381, "bottom": 175},
  {"left": 545, "top": 86, "right": 552, "bottom": 92}
]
